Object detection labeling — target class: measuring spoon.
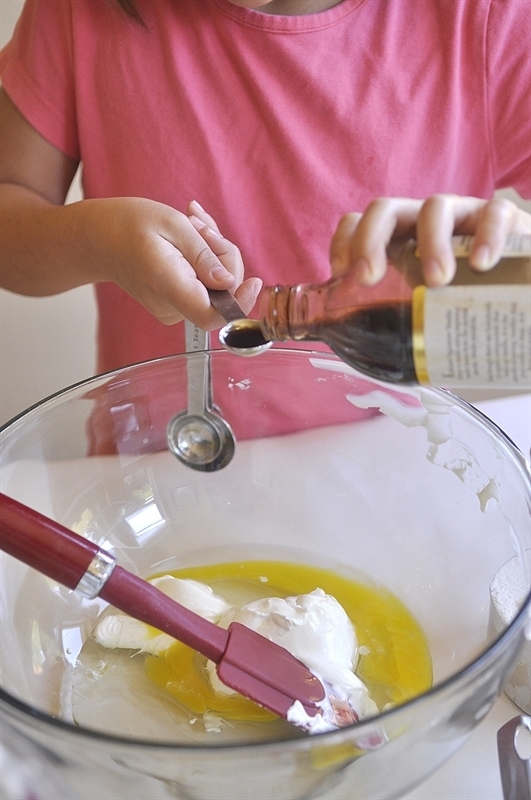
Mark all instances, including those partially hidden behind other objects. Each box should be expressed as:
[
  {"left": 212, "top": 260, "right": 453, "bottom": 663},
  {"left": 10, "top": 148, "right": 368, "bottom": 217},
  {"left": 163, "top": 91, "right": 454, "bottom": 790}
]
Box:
[{"left": 166, "top": 320, "right": 235, "bottom": 471}]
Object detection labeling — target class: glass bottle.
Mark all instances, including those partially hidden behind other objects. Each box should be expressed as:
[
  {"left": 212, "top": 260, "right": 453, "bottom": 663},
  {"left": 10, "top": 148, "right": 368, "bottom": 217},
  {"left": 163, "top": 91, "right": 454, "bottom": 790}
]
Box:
[{"left": 223, "top": 234, "right": 531, "bottom": 389}]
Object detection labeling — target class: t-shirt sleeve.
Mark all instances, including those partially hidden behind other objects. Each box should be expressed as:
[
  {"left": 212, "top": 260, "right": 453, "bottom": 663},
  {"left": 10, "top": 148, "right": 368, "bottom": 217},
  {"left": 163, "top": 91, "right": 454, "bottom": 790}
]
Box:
[
  {"left": 0, "top": 0, "right": 80, "bottom": 160},
  {"left": 485, "top": 0, "right": 531, "bottom": 198}
]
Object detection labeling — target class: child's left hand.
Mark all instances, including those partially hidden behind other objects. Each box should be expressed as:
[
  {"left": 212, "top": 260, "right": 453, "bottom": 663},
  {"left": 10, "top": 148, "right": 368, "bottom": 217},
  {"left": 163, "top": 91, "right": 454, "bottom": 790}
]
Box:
[{"left": 329, "top": 193, "right": 531, "bottom": 286}]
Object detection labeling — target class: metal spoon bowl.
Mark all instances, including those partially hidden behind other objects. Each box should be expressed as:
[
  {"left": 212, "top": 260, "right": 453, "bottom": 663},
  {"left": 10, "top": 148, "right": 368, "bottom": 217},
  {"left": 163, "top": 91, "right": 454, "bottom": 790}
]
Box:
[
  {"left": 166, "top": 321, "right": 236, "bottom": 472},
  {"left": 167, "top": 410, "right": 235, "bottom": 472},
  {"left": 218, "top": 318, "right": 273, "bottom": 357}
]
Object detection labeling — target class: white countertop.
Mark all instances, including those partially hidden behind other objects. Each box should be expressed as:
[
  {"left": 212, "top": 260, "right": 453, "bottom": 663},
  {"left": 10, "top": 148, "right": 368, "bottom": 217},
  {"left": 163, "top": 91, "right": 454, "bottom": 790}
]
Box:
[{"left": 407, "top": 392, "right": 531, "bottom": 800}]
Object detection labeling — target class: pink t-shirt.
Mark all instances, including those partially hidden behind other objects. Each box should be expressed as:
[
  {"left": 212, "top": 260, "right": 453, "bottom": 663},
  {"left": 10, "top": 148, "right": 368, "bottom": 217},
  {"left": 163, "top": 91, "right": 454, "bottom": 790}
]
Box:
[{"left": 1, "top": 0, "right": 530, "bottom": 377}]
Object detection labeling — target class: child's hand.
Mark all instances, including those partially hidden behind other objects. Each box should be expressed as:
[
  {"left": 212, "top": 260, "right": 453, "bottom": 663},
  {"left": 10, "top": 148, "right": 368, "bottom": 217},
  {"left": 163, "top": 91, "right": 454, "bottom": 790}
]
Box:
[
  {"left": 0, "top": 89, "right": 260, "bottom": 329},
  {"left": 84, "top": 196, "right": 261, "bottom": 329},
  {"left": 186, "top": 199, "right": 262, "bottom": 323},
  {"left": 329, "top": 194, "right": 531, "bottom": 286}
]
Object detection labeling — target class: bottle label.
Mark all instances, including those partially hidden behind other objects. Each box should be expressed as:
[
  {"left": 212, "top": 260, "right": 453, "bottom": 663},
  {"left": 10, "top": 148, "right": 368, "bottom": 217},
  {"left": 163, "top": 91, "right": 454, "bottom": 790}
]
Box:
[
  {"left": 415, "top": 233, "right": 531, "bottom": 259},
  {"left": 412, "top": 285, "right": 531, "bottom": 388}
]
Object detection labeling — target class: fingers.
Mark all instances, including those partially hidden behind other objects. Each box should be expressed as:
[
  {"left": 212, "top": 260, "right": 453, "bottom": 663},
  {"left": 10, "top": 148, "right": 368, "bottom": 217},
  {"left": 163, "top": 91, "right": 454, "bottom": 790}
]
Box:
[
  {"left": 188, "top": 215, "right": 243, "bottom": 286},
  {"left": 187, "top": 201, "right": 262, "bottom": 319},
  {"left": 416, "top": 194, "right": 530, "bottom": 283},
  {"left": 330, "top": 194, "right": 531, "bottom": 287},
  {"left": 187, "top": 199, "right": 222, "bottom": 235},
  {"left": 329, "top": 212, "right": 362, "bottom": 277},
  {"left": 330, "top": 198, "right": 422, "bottom": 284},
  {"left": 465, "top": 196, "right": 529, "bottom": 270},
  {"left": 151, "top": 201, "right": 261, "bottom": 328},
  {"left": 185, "top": 223, "right": 237, "bottom": 289},
  {"left": 233, "top": 276, "right": 263, "bottom": 316},
  {"left": 148, "top": 215, "right": 235, "bottom": 327},
  {"left": 415, "top": 194, "right": 483, "bottom": 285}
]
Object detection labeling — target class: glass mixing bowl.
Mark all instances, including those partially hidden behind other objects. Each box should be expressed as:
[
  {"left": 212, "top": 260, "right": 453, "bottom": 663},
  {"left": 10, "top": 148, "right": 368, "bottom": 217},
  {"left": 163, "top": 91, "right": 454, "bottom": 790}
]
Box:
[{"left": 0, "top": 348, "right": 529, "bottom": 800}]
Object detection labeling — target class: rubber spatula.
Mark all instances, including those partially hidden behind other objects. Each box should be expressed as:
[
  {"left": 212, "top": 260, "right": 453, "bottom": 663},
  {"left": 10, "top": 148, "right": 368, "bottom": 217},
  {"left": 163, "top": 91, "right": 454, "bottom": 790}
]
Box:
[{"left": 0, "top": 493, "right": 329, "bottom": 730}]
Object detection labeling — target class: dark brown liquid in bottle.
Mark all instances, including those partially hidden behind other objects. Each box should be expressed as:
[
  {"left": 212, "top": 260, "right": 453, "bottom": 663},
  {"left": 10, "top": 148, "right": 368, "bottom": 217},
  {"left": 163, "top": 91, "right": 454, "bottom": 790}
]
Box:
[{"left": 319, "top": 301, "right": 417, "bottom": 384}]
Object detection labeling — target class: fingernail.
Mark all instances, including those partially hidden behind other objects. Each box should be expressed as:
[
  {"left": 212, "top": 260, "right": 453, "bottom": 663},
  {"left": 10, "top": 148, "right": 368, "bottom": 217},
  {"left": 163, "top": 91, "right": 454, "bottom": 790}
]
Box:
[
  {"left": 190, "top": 216, "right": 222, "bottom": 238},
  {"left": 210, "top": 264, "right": 232, "bottom": 282},
  {"left": 423, "top": 258, "right": 447, "bottom": 286},
  {"left": 190, "top": 199, "right": 205, "bottom": 213},
  {"left": 471, "top": 245, "right": 491, "bottom": 271},
  {"left": 353, "top": 258, "right": 374, "bottom": 284},
  {"left": 205, "top": 226, "right": 222, "bottom": 239},
  {"left": 189, "top": 214, "right": 204, "bottom": 229}
]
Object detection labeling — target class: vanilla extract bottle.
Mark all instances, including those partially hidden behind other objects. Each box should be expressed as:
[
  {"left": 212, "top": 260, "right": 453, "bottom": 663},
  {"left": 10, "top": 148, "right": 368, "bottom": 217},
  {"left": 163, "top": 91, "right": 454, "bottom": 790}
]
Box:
[{"left": 222, "top": 235, "right": 531, "bottom": 389}]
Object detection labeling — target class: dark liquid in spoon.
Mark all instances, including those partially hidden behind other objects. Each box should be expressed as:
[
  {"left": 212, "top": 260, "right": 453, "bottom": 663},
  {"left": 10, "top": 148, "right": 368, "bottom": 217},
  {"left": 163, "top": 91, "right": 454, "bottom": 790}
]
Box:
[{"left": 223, "top": 325, "right": 271, "bottom": 350}]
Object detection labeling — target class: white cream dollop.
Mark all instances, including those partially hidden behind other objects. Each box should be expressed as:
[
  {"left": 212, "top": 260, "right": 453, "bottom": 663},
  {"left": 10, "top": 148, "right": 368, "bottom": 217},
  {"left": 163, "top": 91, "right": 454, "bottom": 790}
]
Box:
[
  {"left": 93, "top": 577, "right": 378, "bottom": 728},
  {"left": 93, "top": 575, "right": 231, "bottom": 655},
  {"left": 207, "top": 589, "right": 360, "bottom": 694}
]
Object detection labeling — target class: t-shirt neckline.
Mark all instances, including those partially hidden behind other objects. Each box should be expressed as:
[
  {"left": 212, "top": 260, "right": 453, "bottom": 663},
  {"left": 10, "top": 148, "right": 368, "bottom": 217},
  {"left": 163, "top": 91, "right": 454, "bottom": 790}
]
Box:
[{"left": 207, "top": 0, "right": 365, "bottom": 32}]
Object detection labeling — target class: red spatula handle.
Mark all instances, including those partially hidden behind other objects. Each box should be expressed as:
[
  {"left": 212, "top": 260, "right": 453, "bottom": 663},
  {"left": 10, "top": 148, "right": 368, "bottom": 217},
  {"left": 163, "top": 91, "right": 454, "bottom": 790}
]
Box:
[
  {"left": 0, "top": 493, "right": 228, "bottom": 662},
  {"left": 0, "top": 493, "right": 101, "bottom": 590},
  {"left": 101, "top": 566, "right": 228, "bottom": 662}
]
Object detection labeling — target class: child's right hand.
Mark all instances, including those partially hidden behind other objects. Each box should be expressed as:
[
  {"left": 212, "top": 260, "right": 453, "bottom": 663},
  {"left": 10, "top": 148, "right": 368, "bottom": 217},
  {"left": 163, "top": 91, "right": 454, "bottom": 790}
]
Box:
[
  {"left": 0, "top": 89, "right": 260, "bottom": 330},
  {"left": 76, "top": 195, "right": 261, "bottom": 329}
]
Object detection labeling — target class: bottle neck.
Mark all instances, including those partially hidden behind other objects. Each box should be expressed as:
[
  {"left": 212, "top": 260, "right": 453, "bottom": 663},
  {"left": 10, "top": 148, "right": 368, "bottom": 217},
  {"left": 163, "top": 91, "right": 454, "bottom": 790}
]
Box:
[
  {"left": 259, "top": 266, "right": 413, "bottom": 343},
  {"left": 259, "top": 280, "right": 344, "bottom": 342},
  {"left": 259, "top": 284, "right": 291, "bottom": 341}
]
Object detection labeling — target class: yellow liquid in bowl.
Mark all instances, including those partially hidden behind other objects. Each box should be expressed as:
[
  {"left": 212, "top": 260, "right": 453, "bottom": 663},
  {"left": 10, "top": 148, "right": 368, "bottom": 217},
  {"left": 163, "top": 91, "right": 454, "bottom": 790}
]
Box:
[{"left": 144, "top": 560, "right": 432, "bottom": 725}]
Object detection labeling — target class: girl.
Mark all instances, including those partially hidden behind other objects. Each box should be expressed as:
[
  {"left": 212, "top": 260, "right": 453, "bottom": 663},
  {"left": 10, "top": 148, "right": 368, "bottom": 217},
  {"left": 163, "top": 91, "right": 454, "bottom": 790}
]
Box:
[{"left": 1, "top": 0, "right": 529, "bottom": 377}]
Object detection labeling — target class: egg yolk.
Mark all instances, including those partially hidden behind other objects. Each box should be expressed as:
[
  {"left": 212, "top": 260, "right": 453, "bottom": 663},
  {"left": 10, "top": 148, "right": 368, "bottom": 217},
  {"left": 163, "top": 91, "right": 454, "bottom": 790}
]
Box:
[{"left": 143, "top": 560, "right": 432, "bottom": 725}]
